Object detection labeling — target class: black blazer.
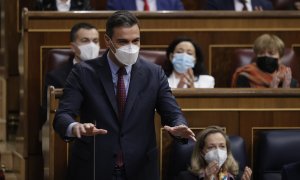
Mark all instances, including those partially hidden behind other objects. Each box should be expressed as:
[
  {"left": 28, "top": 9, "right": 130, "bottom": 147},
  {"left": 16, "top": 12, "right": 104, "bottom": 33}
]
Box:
[
  {"left": 35, "top": 0, "right": 92, "bottom": 10},
  {"left": 53, "top": 52, "right": 187, "bottom": 180}
]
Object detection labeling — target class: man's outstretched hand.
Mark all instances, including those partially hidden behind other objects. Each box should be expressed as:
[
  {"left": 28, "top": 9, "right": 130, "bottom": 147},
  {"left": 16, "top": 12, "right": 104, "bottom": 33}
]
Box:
[
  {"left": 164, "top": 124, "right": 196, "bottom": 142},
  {"left": 72, "top": 123, "right": 107, "bottom": 138}
]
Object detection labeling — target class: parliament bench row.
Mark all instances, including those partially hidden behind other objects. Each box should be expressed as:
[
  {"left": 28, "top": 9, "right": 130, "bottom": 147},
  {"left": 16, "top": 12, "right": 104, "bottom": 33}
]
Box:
[{"left": 44, "top": 47, "right": 300, "bottom": 88}]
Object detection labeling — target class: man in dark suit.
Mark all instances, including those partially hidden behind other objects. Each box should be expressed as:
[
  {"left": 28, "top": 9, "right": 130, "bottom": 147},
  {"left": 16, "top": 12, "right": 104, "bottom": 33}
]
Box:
[
  {"left": 53, "top": 10, "right": 195, "bottom": 180},
  {"left": 41, "top": 22, "right": 99, "bottom": 126},
  {"left": 35, "top": 0, "right": 92, "bottom": 11},
  {"left": 205, "top": 0, "right": 273, "bottom": 11},
  {"left": 106, "top": 0, "right": 184, "bottom": 11}
]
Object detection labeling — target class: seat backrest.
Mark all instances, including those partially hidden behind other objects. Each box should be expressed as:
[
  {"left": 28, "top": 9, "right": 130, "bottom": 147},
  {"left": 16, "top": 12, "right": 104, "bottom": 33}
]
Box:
[
  {"left": 44, "top": 49, "right": 75, "bottom": 74},
  {"left": 270, "top": 0, "right": 294, "bottom": 10},
  {"left": 254, "top": 130, "right": 300, "bottom": 180},
  {"left": 167, "top": 135, "right": 247, "bottom": 180},
  {"left": 281, "top": 161, "right": 300, "bottom": 180},
  {"left": 47, "top": 87, "right": 66, "bottom": 180}
]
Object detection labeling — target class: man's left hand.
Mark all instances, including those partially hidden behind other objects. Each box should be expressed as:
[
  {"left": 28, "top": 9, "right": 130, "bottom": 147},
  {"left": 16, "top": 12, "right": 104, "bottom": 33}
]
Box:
[{"left": 164, "top": 124, "right": 196, "bottom": 141}]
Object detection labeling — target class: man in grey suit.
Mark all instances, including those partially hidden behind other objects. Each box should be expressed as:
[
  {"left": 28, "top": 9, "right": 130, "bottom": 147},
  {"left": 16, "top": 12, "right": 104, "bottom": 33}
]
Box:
[{"left": 53, "top": 10, "right": 195, "bottom": 180}]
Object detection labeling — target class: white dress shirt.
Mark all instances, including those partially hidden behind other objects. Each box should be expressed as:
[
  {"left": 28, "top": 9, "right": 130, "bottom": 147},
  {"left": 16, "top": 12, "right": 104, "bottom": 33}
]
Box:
[
  {"left": 234, "top": 0, "right": 253, "bottom": 11},
  {"left": 56, "top": 0, "right": 71, "bottom": 11},
  {"left": 168, "top": 72, "right": 215, "bottom": 88},
  {"left": 136, "top": 0, "right": 157, "bottom": 11}
]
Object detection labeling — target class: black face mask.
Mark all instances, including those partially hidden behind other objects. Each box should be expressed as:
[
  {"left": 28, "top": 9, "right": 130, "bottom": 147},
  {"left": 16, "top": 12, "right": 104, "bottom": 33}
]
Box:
[{"left": 256, "top": 56, "right": 279, "bottom": 73}]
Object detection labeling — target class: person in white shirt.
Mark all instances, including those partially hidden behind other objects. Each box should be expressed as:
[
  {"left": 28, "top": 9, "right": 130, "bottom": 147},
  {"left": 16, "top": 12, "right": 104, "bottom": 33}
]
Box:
[
  {"left": 35, "top": 0, "right": 92, "bottom": 11},
  {"left": 165, "top": 37, "right": 215, "bottom": 88}
]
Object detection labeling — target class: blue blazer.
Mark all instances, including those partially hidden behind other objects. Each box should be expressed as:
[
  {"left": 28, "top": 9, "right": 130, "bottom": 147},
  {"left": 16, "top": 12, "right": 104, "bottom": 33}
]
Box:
[
  {"left": 106, "top": 0, "right": 184, "bottom": 10},
  {"left": 53, "top": 51, "right": 187, "bottom": 180},
  {"left": 205, "top": 0, "right": 273, "bottom": 10}
]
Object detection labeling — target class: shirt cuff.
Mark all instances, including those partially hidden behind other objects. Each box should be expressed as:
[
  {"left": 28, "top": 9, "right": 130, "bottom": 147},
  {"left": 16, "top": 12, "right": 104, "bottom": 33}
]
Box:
[{"left": 66, "top": 122, "right": 79, "bottom": 137}]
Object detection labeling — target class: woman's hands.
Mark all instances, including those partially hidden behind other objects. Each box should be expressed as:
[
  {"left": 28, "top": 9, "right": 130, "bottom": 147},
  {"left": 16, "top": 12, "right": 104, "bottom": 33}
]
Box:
[
  {"left": 177, "top": 68, "right": 195, "bottom": 88},
  {"left": 282, "top": 67, "right": 292, "bottom": 88},
  {"left": 204, "top": 161, "right": 219, "bottom": 180},
  {"left": 270, "top": 67, "right": 292, "bottom": 88},
  {"left": 241, "top": 166, "right": 252, "bottom": 180}
]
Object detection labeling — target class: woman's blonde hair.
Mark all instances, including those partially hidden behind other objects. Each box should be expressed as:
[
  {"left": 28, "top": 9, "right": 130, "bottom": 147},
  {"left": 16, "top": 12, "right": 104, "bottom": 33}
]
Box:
[
  {"left": 189, "top": 126, "right": 239, "bottom": 176},
  {"left": 253, "top": 34, "right": 285, "bottom": 58}
]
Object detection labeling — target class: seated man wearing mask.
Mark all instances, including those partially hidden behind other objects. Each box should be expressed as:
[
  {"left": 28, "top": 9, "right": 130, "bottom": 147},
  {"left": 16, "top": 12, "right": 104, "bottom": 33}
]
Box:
[
  {"left": 41, "top": 22, "right": 100, "bottom": 126},
  {"left": 231, "top": 34, "right": 298, "bottom": 88}
]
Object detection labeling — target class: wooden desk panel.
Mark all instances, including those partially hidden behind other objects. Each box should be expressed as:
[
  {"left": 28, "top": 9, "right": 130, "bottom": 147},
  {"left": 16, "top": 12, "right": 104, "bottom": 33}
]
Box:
[{"left": 21, "top": 11, "right": 300, "bottom": 180}]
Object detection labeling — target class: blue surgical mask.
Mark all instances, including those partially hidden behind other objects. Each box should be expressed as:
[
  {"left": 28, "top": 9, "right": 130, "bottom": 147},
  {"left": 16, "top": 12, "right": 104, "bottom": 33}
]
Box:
[{"left": 172, "top": 53, "right": 195, "bottom": 73}]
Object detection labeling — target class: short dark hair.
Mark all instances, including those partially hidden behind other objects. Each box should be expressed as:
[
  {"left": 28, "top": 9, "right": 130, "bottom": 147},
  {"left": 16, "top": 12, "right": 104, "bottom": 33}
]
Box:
[
  {"left": 70, "top": 22, "right": 97, "bottom": 42},
  {"left": 106, "top": 10, "right": 139, "bottom": 38},
  {"left": 165, "top": 36, "right": 207, "bottom": 77}
]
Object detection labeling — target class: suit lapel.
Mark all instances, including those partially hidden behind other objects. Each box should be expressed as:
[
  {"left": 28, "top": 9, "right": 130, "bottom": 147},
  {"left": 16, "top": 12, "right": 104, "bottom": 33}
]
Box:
[
  {"left": 123, "top": 60, "right": 145, "bottom": 121},
  {"left": 96, "top": 53, "right": 118, "bottom": 117}
]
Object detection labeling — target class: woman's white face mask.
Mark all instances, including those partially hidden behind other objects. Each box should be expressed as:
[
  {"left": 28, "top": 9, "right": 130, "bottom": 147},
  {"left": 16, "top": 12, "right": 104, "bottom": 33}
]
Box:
[
  {"left": 204, "top": 148, "right": 227, "bottom": 168},
  {"left": 110, "top": 40, "right": 140, "bottom": 66}
]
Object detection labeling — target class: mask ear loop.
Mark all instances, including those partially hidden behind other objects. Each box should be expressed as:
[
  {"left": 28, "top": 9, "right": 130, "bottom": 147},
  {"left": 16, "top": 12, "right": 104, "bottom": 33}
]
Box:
[{"left": 107, "top": 37, "right": 117, "bottom": 54}]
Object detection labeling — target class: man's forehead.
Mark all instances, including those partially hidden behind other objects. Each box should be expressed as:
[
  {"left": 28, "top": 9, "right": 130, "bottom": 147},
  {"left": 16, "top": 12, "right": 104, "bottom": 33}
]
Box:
[
  {"left": 111, "top": 25, "right": 140, "bottom": 39},
  {"left": 76, "top": 28, "right": 99, "bottom": 38}
]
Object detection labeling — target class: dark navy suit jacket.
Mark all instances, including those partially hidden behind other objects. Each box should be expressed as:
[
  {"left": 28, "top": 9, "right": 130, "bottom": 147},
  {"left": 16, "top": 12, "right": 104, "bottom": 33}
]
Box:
[
  {"left": 106, "top": 0, "right": 184, "bottom": 10},
  {"left": 205, "top": 0, "right": 273, "bottom": 10},
  {"left": 53, "top": 51, "right": 187, "bottom": 180}
]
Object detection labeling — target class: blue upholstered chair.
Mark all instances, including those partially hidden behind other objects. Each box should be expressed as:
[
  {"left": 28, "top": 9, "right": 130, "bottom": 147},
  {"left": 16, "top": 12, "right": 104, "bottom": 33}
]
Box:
[
  {"left": 281, "top": 161, "right": 300, "bottom": 180},
  {"left": 254, "top": 130, "right": 300, "bottom": 180}
]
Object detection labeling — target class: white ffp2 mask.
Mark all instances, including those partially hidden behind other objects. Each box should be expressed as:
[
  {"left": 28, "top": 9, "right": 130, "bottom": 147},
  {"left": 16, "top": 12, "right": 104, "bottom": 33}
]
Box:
[
  {"left": 110, "top": 41, "right": 140, "bottom": 66},
  {"left": 78, "top": 42, "right": 100, "bottom": 61},
  {"left": 204, "top": 148, "right": 227, "bottom": 168}
]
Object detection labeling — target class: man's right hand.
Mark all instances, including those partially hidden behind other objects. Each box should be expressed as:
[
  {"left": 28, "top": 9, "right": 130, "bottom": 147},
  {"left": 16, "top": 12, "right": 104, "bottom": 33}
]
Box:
[{"left": 72, "top": 123, "right": 107, "bottom": 138}]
